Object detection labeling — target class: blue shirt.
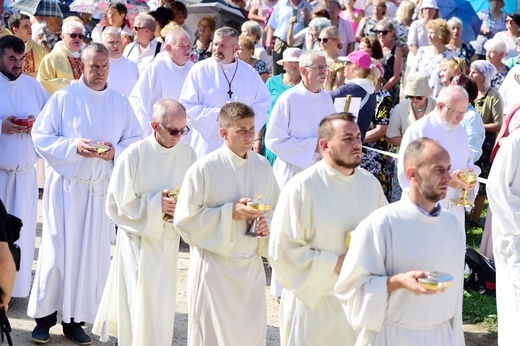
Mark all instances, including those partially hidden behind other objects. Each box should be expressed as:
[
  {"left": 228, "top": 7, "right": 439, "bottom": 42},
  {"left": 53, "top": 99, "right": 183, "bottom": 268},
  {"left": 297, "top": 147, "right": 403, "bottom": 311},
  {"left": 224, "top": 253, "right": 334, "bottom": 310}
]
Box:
[{"left": 267, "top": 0, "right": 312, "bottom": 42}]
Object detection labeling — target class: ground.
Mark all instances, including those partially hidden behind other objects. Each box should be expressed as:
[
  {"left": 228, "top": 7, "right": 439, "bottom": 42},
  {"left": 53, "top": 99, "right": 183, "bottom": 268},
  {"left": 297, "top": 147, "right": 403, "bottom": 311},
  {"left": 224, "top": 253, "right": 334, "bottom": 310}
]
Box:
[{"left": 3, "top": 199, "right": 498, "bottom": 345}]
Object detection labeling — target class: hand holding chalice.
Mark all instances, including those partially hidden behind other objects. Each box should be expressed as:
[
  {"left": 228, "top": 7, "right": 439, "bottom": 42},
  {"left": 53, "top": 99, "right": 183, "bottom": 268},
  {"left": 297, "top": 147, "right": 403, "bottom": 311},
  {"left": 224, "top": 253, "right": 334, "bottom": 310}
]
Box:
[
  {"left": 452, "top": 170, "right": 479, "bottom": 207},
  {"left": 163, "top": 187, "right": 180, "bottom": 222},
  {"left": 245, "top": 194, "right": 272, "bottom": 238}
]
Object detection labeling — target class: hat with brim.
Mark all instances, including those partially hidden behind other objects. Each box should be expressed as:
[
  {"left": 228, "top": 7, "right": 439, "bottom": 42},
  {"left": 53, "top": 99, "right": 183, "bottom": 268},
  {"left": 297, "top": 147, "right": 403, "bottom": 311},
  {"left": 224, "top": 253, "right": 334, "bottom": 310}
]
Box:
[
  {"left": 420, "top": 0, "right": 439, "bottom": 11},
  {"left": 277, "top": 48, "right": 303, "bottom": 65},
  {"left": 403, "top": 74, "right": 433, "bottom": 97}
]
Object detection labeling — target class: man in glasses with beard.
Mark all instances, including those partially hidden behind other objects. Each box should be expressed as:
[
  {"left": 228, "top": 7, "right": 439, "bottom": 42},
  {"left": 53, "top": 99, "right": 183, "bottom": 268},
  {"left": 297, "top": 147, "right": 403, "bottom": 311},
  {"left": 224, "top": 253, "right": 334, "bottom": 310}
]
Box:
[
  {"left": 335, "top": 137, "right": 465, "bottom": 346},
  {"left": 269, "top": 113, "right": 387, "bottom": 346}
]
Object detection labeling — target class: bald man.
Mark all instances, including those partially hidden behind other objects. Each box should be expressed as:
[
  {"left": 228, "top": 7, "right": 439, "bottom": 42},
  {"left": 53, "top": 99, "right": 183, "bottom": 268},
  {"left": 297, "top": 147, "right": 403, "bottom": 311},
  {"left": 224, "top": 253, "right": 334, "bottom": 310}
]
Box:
[
  {"left": 398, "top": 85, "right": 480, "bottom": 230},
  {"left": 94, "top": 99, "right": 197, "bottom": 346},
  {"left": 336, "top": 138, "right": 466, "bottom": 346}
]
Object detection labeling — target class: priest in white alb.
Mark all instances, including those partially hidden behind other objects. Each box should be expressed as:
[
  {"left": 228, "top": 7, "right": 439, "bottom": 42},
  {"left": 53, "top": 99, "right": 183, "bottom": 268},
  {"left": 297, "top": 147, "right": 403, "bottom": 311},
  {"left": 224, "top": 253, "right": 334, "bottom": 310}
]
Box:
[
  {"left": 129, "top": 29, "right": 194, "bottom": 136},
  {"left": 28, "top": 43, "right": 142, "bottom": 345},
  {"left": 179, "top": 27, "right": 270, "bottom": 158},
  {"left": 335, "top": 138, "right": 465, "bottom": 346},
  {"left": 487, "top": 129, "right": 520, "bottom": 346},
  {"left": 93, "top": 99, "right": 197, "bottom": 346},
  {"left": 102, "top": 26, "right": 139, "bottom": 97},
  {"left": 269, "top": 113, "right": 387, "bottom": 346},
  {"left": 174, "top": 102, "right": 279, "bottom": 346},
  {"left": 398, "top": 85, "right": 479, "bottom": 230},
  {"left": 0, "top": 35, "right": 49, "bottom": 298}
]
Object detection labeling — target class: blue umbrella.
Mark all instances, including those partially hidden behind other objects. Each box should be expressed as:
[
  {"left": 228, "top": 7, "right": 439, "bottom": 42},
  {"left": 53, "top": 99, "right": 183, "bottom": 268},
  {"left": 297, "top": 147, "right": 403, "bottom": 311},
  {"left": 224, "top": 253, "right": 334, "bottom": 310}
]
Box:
[
  {"left": 437, "top": 0, "right": 483, "bottom": 42},
  {"left": 470, "top": 0, "right": 518, "bottom": 14}
]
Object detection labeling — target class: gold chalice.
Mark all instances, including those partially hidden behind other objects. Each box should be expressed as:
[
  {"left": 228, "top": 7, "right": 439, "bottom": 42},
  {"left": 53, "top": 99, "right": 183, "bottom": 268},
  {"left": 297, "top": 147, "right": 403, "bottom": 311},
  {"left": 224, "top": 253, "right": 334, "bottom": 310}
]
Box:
[
  {"left": 163, "top": 187, "right": 180, "bottom": 222},
  {"left": 418, "top": 272, "right": 453, "bottom": 291},
  {"left": 345, "top": 230, "right": 354, "bottom": 248},
  {"left": 92, "top": 142, "right": 110, "bottom": 154},
  {"left": 453, "top": 171, "right": 479, "bottom": 207},
  {"left": 245, "top": 194, "right": 272, "bottom": 238}
]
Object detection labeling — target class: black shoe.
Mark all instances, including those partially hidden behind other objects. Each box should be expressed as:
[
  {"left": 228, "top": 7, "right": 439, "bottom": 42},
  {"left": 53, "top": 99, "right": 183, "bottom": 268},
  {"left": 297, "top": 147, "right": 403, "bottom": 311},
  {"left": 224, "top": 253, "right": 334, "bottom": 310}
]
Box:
[
  {"left": 32, "top": 325, "right": 50, "bottom": 344},
  {"left": 62, "top": 322, "right": 92, "bottom": 345}
]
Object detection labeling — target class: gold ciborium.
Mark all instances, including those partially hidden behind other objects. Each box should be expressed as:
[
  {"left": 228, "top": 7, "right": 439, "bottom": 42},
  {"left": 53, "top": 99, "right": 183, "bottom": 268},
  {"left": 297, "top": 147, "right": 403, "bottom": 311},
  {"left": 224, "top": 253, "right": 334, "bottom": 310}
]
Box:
[
  {"left": 245, "top": 194, "right": 272, "bottom": 238},
  {"left": 345, "top": 230, "right": 354, "bottom": 249},
  {"left": 163, "top": 187, "right": 180, "bottom": 222},
  {"left": 453, "top": 171, "right": 479, "bottom": 207}
]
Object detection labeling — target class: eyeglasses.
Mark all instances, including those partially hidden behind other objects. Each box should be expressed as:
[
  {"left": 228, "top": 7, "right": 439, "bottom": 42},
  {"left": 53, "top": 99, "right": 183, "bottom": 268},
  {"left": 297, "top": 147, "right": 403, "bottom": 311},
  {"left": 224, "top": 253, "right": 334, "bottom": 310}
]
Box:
[
  {"left": 305, "top": 65, "right": 329, "bottom": 71},
  {"left": 159, "top": 123, "right": 190, "bottom": 136},
  {"left": 505, "top": 19, "right": 514, "bottom": 24},
  {"left": 317, "top": 37, "right": 334, "bottom": 44},
  {"left": 133, "top": 26, "right": 149, "bottom": 31},
  {"left": 444, "top": 104, "right": 467, "bottom": 117},
  {"left": 406, "top": 95, "right": 425, "bottom": 100},
  {"left": 375, "top": 30, "right": 390, "bottom": 36},
  {"left": 66, "top": 33, "right": 85, "bottom": 39}
]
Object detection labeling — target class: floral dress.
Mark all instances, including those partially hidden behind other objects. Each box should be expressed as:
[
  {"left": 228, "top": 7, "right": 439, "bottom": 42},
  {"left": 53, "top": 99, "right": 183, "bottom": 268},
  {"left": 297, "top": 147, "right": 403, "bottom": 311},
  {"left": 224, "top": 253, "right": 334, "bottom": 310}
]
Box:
[
  {"left": 490, "top": 65, "right": 510, "bottom": 90},
  {"left": 253, "top": 59, "right": 269, "bottom": 75},
  {"left": 453, "top": 41, "right": 476, "bottom": 67},
  {"left": 360, "top": 89, "right": 394, "bottom": 199}
]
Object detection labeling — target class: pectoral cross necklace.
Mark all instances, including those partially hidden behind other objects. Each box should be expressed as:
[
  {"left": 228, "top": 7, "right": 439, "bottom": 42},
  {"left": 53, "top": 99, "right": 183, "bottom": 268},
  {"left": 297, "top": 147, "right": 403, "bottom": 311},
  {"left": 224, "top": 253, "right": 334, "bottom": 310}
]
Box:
[{"left": 218, "top": 61, "right": 239, "bottom": 99}]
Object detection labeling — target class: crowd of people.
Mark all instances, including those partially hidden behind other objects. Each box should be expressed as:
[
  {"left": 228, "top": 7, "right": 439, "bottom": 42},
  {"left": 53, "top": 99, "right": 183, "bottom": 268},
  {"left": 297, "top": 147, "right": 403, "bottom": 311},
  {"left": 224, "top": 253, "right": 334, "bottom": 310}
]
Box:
[{"left": 1, "top": 0, "right": 520, "bottom": 345}]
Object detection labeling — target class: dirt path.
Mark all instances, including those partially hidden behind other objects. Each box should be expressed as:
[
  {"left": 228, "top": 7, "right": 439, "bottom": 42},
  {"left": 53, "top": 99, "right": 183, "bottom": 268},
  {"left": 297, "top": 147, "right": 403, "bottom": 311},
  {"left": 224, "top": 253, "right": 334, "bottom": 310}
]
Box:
[{"left": 4, "top": 200, "right": 497, "bottom": 345}]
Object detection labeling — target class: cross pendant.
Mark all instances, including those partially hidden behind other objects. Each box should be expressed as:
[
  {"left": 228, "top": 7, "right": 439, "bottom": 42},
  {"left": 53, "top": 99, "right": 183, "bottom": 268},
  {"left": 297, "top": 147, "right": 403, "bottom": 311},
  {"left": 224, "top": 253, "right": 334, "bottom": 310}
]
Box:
[{"left": 227, "top": 89, "right": 233, "bottom": 98}]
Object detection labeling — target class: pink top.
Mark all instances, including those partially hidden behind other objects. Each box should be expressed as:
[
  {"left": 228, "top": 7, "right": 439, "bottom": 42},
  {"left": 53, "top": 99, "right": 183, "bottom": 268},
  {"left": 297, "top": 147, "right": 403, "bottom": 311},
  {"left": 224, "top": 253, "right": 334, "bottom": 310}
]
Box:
[{"left": 339, "top": 8, "right": 363, "bottom": 35}]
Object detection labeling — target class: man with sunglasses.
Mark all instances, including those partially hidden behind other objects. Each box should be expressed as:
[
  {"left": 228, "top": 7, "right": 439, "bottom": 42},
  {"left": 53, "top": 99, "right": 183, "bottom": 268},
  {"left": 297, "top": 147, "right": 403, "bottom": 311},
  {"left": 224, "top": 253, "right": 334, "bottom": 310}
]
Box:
[
  {"left": 397, "top": 85, "right": 480, "bottom": 230},
  {"left": 123, "top": 13, "right": 163, "bottom": 74},
  {"left": 93, "top": 99, "right": 196, "bottom": 346},
  {"left": 37, "top": 20, "right": 86, "bottom": 94},
  {"left": 28, "top": 43, "right": 142, "bottom": 345}
]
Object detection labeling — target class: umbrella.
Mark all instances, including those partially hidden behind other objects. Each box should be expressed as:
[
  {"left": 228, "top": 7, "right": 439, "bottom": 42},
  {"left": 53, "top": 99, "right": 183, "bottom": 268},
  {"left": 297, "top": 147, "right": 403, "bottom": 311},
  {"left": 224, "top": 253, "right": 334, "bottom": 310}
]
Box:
[
  {"left": 10, "top": 0, "right": 64, "bottom": 17},
  {"left": 470, "top": 0, "right": 518, "bottom": 15},
  {"left": 437, "top": 0, "right": 482, "bottom": 42},
  {"left": 69, "top": 0, "right": 148, "bottom": 15},
  {"left": 186, "top": 0, "right": 246, "bottom": 33}
]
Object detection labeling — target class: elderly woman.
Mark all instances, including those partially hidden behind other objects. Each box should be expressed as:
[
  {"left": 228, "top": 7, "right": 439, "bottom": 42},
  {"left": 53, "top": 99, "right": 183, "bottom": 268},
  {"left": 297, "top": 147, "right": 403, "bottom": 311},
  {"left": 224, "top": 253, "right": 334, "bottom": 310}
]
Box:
[
  {"left": 318, "top": 26, "right": 345, "bottom": 91},
  {"left": 259, "top": 48, "right": 303, "bottom": 163},
  {"left": 241, "top": 20, "right": 272, "bottom": 71},
  {"left": 439, "top": 57, "right": 465, "bottom": 87},
  {"left": 191, "top": 16, "right": 215, "bottom": 62},
  {"left": 407, "top": 0, "right": 439, "bottom": 56},
  {"left": 505, "top": 37, "right": 520, "bottom": 68},
  {"left": 375, "top": 18, "right": 403, "bottom": 105},
  {"left": 410, "top": 18, "right": 455, "bottom": 98},
  {"left": 484, "top": 38, "right": 510, "bottom": 89},
  {"left": 288, "top": 16, "right": 330, "bottom": 51},
  {"left": 446, "top": 17, "right": 476, "bottom": 67},
  {"left": 494, "top": 13, "right": 520, "bottom": 59},
  {"left": 237, "top": 36, "right": 269, "bottom": 82},
  {"left": 91, "top": 3, "right": 132, "bottom": 43},
  {"left": 468, "top": 60, "right": 503, "bottom": 225}
]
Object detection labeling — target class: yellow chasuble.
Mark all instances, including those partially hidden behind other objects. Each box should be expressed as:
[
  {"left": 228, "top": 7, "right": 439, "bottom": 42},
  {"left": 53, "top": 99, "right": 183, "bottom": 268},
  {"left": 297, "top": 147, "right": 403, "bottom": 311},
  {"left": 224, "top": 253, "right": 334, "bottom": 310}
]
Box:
[
  {"left": 37, "top": 41, "right": 84, "bottom": 94},
  {"left": 0, "top": 27, "right": 11, "bottom": 38},
  {"left": 24, "top": 39, "right": 48, "bottom": 78}
]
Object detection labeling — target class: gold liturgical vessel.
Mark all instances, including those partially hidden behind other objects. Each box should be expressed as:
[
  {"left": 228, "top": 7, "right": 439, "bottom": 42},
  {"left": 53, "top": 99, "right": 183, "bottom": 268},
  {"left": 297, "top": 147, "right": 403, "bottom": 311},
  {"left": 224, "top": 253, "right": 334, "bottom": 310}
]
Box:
[
  {"left": 163, "top": 187, "right": 180, "bottom": 222},
  {"left": 452, "top": 171, "right": 479, "bottom": 207},
  {"left": 245, "top": 194, "right": 272, "bottom": 238}
]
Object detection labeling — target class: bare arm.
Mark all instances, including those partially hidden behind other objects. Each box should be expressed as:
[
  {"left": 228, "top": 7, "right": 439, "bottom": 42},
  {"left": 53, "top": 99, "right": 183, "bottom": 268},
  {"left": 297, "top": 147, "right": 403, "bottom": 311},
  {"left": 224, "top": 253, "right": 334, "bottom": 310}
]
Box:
[
  {"left": 0, "top": 242, "right": 16, "bottom": 312},
  {"left": 363, "top": 125, "right": 388, "bottom": 143},
  {"left": 355, "top": 17, "right": 367, "bottom": 42},
  {"left": 386, "top": 136, "right": 402, "bottom": 146},
  {"left": 266, "top": 26, "right": 274, "bottom": 55},
  {"left": 286, "top": 16, "right": 297, "bottom": 47},
  {"left": 383, "top": 46, "right": 402, "bottom": 90}
]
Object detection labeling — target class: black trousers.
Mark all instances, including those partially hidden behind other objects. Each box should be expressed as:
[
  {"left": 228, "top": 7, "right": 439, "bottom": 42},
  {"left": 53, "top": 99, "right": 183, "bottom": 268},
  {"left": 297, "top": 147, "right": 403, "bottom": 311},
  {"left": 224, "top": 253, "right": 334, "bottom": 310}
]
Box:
[{"left": 35, "top": 312, "right": 83, "bottom": 328}]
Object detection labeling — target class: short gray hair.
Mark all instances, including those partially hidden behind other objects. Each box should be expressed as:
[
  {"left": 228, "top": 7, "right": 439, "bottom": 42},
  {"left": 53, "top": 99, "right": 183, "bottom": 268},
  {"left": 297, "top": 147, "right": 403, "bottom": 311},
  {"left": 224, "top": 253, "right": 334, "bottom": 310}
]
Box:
[
  {"left": 299, "top": 49, "right": 324, "bottom": 67},
  {"left": 165, "top": 29, "right": 190, "bottom": 45},
  {"left": 102, "top": 26, "right": 122, "bottom": 39},
  {"left": 436, "top": 85, "right": 468, "bottom": 105},
  {"left": 447, "top": 17, "right": 462, "bottom": 28},
  {"left": 81, "top": 42, "right": 109, "bottom": 63},
  {"left": 62, "top": 20, "right": 85, "bottom": 35},
  {"left": 152, "top": 99, "right": 186, "bottom": 122},
  {"left": 376, "top": 18, "right": 394, "bottom": 31},
  {"left": 308, "top": 17, "right": 331, "bottom": 32},
  {"left": 241, "top": 20, "right": 262, "bottom": 42},
  {"left": 484, "top": 38, "right": 507, "bottom": 53},
  {"left": 134, "top": 13, "right": 156, "bottom": 31},
  {"left": 214, "top": 27, "right": 239, "bottom": 40}
]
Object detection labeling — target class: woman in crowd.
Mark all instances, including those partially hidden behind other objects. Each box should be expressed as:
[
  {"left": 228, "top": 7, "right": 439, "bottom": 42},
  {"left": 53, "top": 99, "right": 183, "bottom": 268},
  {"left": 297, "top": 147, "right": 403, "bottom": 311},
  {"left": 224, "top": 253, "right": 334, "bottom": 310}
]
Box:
[
  {"left": 484, "top": 38, "right": 510, "bottom": 89},
  {"left": 356, "top": 0, "right": 386, "bottom": 42},
  {"left": 340, "top": 0, "right": 364, "bottom": 35},
  {"left": 474, "top": 0, "right": 508, "bottom": 59},
  {"left": 375, "top": 18, "right": 402, "bottom": 105},
  {"left": 247, "top": 0, "right": 276, "bottom": 45},
  {"left": 259, "top": 48, "right": 303, "bottom": 164},
  {"left": 319, "top": 26, "right": 345, "bottom": 91},
  {"left": 446, "top": 17, "right": 476, "bottom": 67},
  {"left": 410, "top": 18, "right": 455, "bottom": 98},
  {"left": 331, "top": 51, "right": 380, "bottom": 140},
  {"left": 505, "top": 37, "right": 520, "bottom": 68},
  {"left": 241, "top": 20, "right": 272, "bottom": 71},
  {"left": 191, "top": 16, "right": 215, "bottom": 62},
  {"left": 494, "top": 13, "right": 520, "bottom": 59},
  {"left": 469, "top": 60, "right": 503, "bottom": 226},
  {"left": 91, "top": 3, "right": 132, "bottom": 43},
  {"left": 407, "top": 0, "right": 439, "bottom": 56},
  {"left": 326, "top": 0, "right": 355, "bottom": 56},
  {"left": 237, "top": 36, "right": 269, "bottom": 82},
  {"left": 288, "top": 16, "right": 330, "bottom": 51},
  {"left": 439, "top": 57, "right": 465, "bottom": 88}
]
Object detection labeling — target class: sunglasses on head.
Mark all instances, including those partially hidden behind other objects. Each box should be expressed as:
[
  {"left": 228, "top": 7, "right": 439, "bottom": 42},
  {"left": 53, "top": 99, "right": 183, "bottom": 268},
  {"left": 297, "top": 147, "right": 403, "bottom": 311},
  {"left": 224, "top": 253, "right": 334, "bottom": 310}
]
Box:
[
  {"left": 375, "top": 30, "right": 390, "bottom": 35},
  {"left": 159, "top": 123, "right": 190, "bottom": 136},
  {"left": 317, "top": 37, "right": 333, "bottom": 43},
  {"left": 406, "top": 96, "right": 425, "bottom": 100},
  {"left": 67, "top": 33, "right": 84, "bottom": 39}
]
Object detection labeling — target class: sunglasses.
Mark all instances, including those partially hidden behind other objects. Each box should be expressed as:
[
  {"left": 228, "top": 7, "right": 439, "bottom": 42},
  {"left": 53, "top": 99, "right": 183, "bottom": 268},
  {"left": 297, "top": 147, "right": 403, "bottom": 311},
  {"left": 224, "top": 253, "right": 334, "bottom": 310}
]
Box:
[
  {"left": 66, "top": 33, "right": 85, "bottom": 39},
  {"left": 317, "top": 37, "right": 334, "bottom": 44},
  {"left": 375, "top": 30, "right": 390, "bottom": 35},
  {"left": 406, "top": 96, "right": 425, "bottom": 101},
  {"left": 159, "top": 123, "right": 190, "bottom": 136},
  {"left": 133, "top": 26, "right": 149, "bottom": 31}
]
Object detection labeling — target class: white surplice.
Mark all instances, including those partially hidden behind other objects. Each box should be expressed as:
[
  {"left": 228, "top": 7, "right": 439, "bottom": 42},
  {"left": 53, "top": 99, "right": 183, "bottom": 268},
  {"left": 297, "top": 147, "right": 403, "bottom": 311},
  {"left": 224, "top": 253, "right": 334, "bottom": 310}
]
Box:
[
  {"left": 398, "top": 112, "right": 479, "bottom": 230},
  {"left": 174, "top": 145, "right": 279, "bottom": 346},
  {"left": 179, "top": 58, "right": 270, "bottom": 158},
  {"left": 107, "top": 56, "right": 139, "bottom": 98},
  {"left": 265, "top": 82, "right": 336, "bottom": 188},
  {"left": 129, "top": 56, "right": 194, "bottom": 136},
  {"left": 487, "top": 130, "right": 520, "bottom": 346},
  {"left": 93, "top": 135, "right": 197, "bottom": 346},
  {"left": 335, "top": 197, "right": 465, "bottom": 346},
  {"left": 28, "top": 77, "right": 142, "bottom": 324},
  {"left": 269, "top": 160, "right": 388, "bottom": 346},
  {"left": 123, "top": 38, "right": 164, "bottom": 75},
  {"left": 0, "top": 74, "right": 49, "bottom": 297}
]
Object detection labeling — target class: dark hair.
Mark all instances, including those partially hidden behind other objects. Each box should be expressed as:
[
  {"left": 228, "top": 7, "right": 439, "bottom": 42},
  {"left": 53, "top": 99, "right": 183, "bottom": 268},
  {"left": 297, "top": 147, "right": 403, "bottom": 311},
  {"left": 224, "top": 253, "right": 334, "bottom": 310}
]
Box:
[
  {"left": 450, "top": 74, "right": 478, "bottom": 104},
  {"left": 507, "top": 13, "right": 520, "bottom": 26},
  {"left": 169, "top": 1, "right": 188, "bottom": 19},
  {"left": 360, "top": 36, "right": 384, "bottom": 60},
  {"left": 107, "top": 2, "right": 127, "bottom": 17},
  {"left": 219, "top": 102, "right": 254, "bottom": 128},
  {"left": 318, "top": 112, "right": 357, "bottom": 140},
  {"left": 0, "top": 35, "right": 25, "bottom": 58},
  {"left": 311, "top": 8, "right": 330, "bottom": 19},
  {"left": 150, "top": 7, "right": 174, "bottom": 29},
  {"left": 8, "top": 13, "right": 30, "bottom": 32}
]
